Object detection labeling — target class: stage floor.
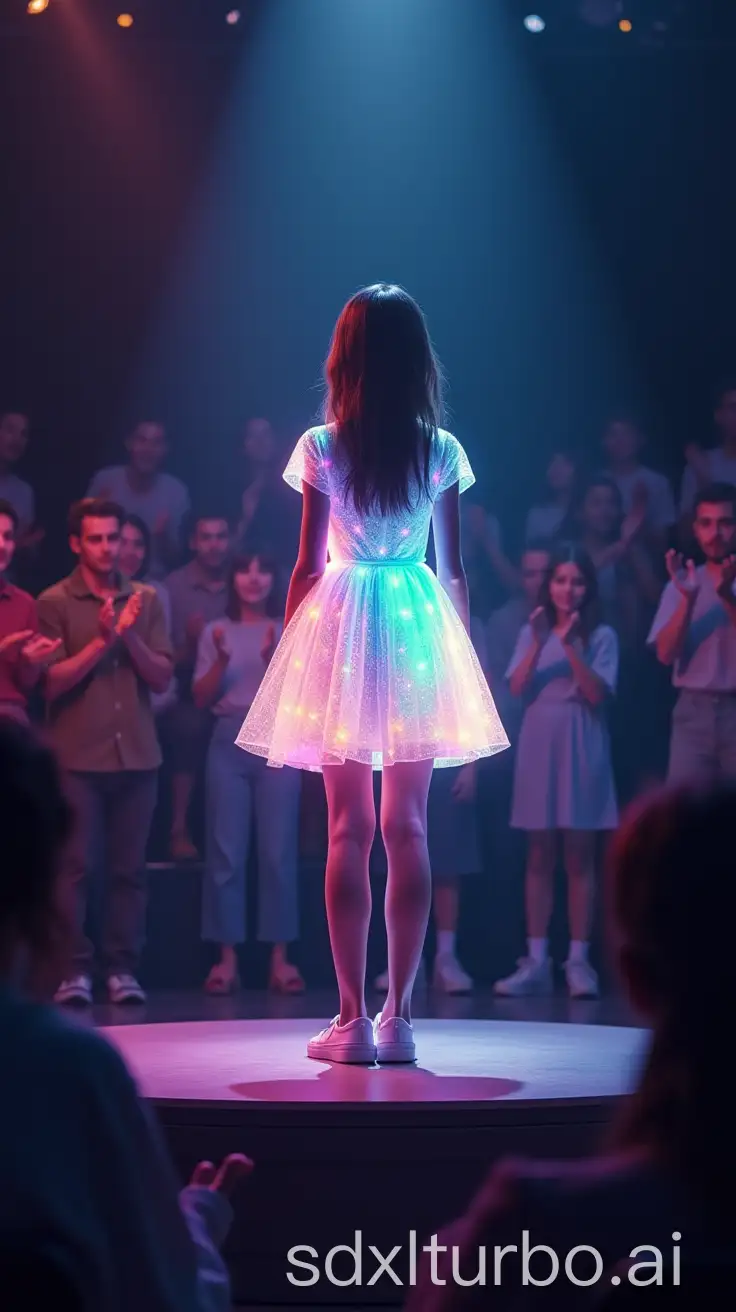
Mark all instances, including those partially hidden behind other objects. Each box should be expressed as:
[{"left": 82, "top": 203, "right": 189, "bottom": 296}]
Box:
[
  {"left": 103, "top": 1012, "right": 647, "bottom": 1109},
  {"left": 91, "top": 991, "right": 648, "bottom": 1308}
]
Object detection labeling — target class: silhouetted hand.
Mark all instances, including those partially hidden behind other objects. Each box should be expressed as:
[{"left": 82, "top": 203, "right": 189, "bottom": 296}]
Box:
[{"left": 189, "top": 1153, "right": 253, "bottom": 1199}]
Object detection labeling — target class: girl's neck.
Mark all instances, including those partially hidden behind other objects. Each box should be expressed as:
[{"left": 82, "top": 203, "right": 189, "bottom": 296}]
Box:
[{"left": 238, "top": 601, "right": 267, "bottom": 622}]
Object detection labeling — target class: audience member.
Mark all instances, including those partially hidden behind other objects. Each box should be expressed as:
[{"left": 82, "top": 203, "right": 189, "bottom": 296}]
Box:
[
  {"left": 495, "top": 544, "right": 618, "bottom": 999},
  {"left": 37, "top": 498, "right": 172, "bottom": 1006},
  {"left": 235, "top": 417, "right": 301, "bottom": 581},
  {"left": 485, "top": 541, "right": 551, "bottom": 743},
  {"left": 680, "top": 379, "right": 736, "bottom": 519},
  {"left": 162, "top": 513, "right": 231, "bottom": 860},
  {"left": 409, "top": 782, "right": 736, "bottom": 1308},
  {"left": 602, "top": 414, "right": 676, "bottom": 551},
  {"left": 562, "top": 472, "right": 661, "bottom": 640},
  {"left": 0, "top": 500, "right": 60, "bottom": 722},
  {"left": 87, "top": 421, "right": 190, "bottom": 579},
  {"left": 524, "top": 449, "right": 579, "bottom": 543},
  {"left": 649, "top": 482, "right": 736, "bottom": 783},
  {"left": 193, "top": 552, "right": 303, "bottom": 995},
  {"left": 0, "top": 718, "right": 250, "bottom": 1312},
  {"left": 460, "top": 500, "right": 519, "bottom": 617},
  {"left": 119, "top": 512, "right": 178, "bottom": 714},
  {"left": 0, "top": 409, "right": 43, "bottom": 553}
]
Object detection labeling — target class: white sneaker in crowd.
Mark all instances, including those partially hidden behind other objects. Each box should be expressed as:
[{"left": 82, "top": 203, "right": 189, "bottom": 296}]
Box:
[
  {"left": 373, "top": 1011, "right": 416, "bottom": 1063},
  {"left": 54, "top": 975, "right": 93, "bottom": 1006},
  {"left": 307, "top": 1016, "right": 376, "bottom": 1064},
  {"left": 493, "top": 957, "right": 553, "bottom": 997},
  {"left": 433, "top": 953, "right": 473, "bottom": 994},
  {"left": 107, "top": 973, "right": 147, "bottom": 1005},
  {"left": 564, "top": 959, "right": 599, "bottom": 999}
]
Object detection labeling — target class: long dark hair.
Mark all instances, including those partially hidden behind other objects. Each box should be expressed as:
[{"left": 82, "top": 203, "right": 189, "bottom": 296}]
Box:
[
  {"left": 538, "top": 541, "right": 601, "bottom": 639},
  {"left": 608, "top": 784, "right": 736, "bottom": 1231},
  {"left": 325, "top": 284, "right": 442, "bottom": 514},
  {"left": 225, "top": 551, "right": 281, "bottom": 620},
  {"left": 120, "top": 513, "right": 151, "bottom": 579}
]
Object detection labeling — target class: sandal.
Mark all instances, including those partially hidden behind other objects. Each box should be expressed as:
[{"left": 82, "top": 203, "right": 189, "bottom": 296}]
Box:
[
  {"left": 269, "top": 962, "right": 305, "bottom": 994},
  {"left": 204, "top": 963, "right": 240, "bottom": 996}
]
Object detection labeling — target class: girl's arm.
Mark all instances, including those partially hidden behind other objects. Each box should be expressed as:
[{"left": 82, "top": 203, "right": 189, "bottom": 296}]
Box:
[
  {"left": 432, "top": 484, "right": 470, "bottom": 634},
  {"left": 284, "top": 482, "right": 331, "bottom": 626},
  {"left": 507, "top": 612, "right": 546, "bottom": 697},
  {"left": 560, "top": 619, "right": 617, "bottom": 707}
]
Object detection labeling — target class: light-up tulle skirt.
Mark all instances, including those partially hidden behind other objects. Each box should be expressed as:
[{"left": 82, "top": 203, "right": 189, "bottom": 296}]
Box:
[{"left": 236, "top": 561, "right": 510, "bottom": 771}]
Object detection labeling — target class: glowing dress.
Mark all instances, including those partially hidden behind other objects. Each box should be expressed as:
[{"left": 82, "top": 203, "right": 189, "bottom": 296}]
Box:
[{"left": 235, "top": 425, "right": 510, "bottom": 771}]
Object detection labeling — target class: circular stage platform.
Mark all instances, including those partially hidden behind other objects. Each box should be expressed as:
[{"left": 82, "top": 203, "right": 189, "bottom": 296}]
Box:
[{"left": 103, "top": 1016, "right": 648, "bottom": 1308}]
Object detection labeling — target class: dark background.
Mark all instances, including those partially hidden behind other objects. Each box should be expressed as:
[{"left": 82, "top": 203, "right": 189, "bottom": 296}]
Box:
[{"left": 1, "top": 0, "right": 735, "bottom": 580}]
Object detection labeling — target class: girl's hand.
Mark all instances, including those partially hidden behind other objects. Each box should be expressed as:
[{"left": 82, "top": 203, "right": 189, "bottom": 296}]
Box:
[
  {"left": 559, "top": 611, "right": 581, "bottom": 646},
  {"left": 529, "top": 606, "right": 548, "bottom": 642},
  {"left": 212, "top": 625, "right": 230, "bottom": 660}
]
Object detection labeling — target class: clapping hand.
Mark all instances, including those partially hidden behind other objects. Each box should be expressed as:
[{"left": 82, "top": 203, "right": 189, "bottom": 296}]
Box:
[
  {"left": 529, "top": 606, "right": 548, "bottom": 642},
  {"left": 116, "top": 592, "right": 143, "bottom": 637},
  {"left": 189, "top": 1153, "right": 253, "bottom": 1198},
  {"left": 0, "top": 629, "right": 34, "bottom": 659},
  {"left": 558, "top": 611, "right": 581, "bottom": 647},
  {"left": 212, "top": 625, "right": 230, "bottom": 660},
  {"left": 20, "top": 634, "right": 62, "bottom": 670},
  {"left": 716, "top": 554, "right": 736, "bottom": 599},
  {"left": 99, "top": 597, "right": 117, "bottom": 641},
  {"left": 261, "top": 622, "right": 277, "bottom": 664},
  {"left": 665, "top": 549, "right": 699, "bottom": 598}
]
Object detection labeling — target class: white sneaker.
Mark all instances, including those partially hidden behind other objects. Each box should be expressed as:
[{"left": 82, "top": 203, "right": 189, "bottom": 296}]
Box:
[
  {"left": 107, "top": 973, "right": 147, "bottom": 1005},
  {"left": 373, "top": 1011, "right": 416, "bottom": 1063},
  {"left": 307, "top": 1016, "right": 376, "bottom": 1064},
  {"left": 433, "top": 953, "right": 473, "bottom": 995},
  {"left": 54, "top": 975, "right": 93, "bottom": 1006},
  {"left": 493, "top": 957, "right": 553, "bottom": 997},
  {"left": 564, "top": 959, "right": 599, "bottom": 999}
]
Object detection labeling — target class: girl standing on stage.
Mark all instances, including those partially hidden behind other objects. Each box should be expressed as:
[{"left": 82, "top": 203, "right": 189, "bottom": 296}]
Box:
[
  {"left": 495, "top": 542, "right": 618, "bottom": 1000},
  {"left": 237, "top": 284, "right": 509, "bottom": 1063}
]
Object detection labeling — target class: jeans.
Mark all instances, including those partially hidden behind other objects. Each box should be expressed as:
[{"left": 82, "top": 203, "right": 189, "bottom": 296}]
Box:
[
  {"left": 64, "top": 769, "right": 159, "bottom": 975},
  {"left": 202, "top": 716, "right": 300, "bottom": 945},
  {"left": 668, "top": 689, "right": 736, "bottom": 784}
]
